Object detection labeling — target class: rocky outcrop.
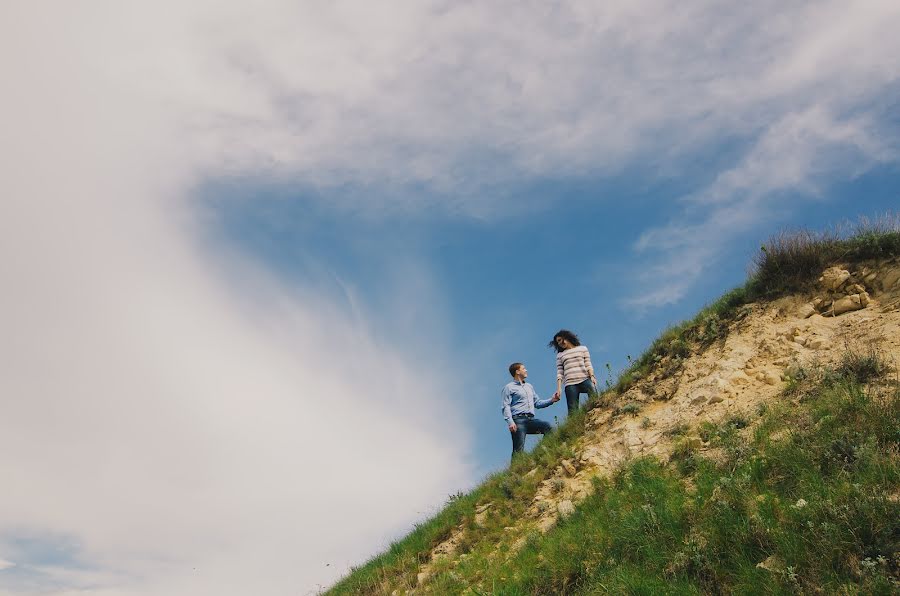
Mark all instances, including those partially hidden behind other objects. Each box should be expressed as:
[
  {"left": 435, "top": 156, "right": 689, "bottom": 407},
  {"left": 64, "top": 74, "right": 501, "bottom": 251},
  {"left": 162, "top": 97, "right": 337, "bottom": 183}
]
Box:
[{"left": 800, "top": 260, "right": 900, "bottom": 318}]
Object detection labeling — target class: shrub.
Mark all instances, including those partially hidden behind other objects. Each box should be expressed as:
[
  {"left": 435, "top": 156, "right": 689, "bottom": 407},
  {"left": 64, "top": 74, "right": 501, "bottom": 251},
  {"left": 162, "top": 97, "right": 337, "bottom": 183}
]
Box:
[
  {"left": 752, "top": 229, "right": 840, "bottom": 295},
  {"left": 750, "top": 214, "right": 900, "bottom": 298},
  {"left": 834, "top": 347, "right": 890, "bottom": 385},
  {"left": 614, "top": 402, "right": 642, "bottom": 417}
]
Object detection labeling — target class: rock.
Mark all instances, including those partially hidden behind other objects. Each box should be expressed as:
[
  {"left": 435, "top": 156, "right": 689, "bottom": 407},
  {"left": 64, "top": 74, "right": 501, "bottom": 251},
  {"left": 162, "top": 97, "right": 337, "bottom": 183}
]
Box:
[
  {"left": 579, "top": 446, "right": 603, "bottom": 466},
  {"left": 573, "top": 486, "right": 591, "bottom": 500},
  {"left": 763, "top": 371, "right": 781, "bottom": 385},
  {"left": 864, "top": 272, "right": 877, "bottom": 283},
  {"left": 475, "top": 502, "right": 493, "bottom": 514},
  {"left": 756, "top": 555, "right": 785, "bottom": 573},
  {"left": 690, "top": 396, "right": 707, "bottom": 406},
  {"left": 560, "top": 460, "right": 577, "bottom": 477},
  {"left": 832, "top": 293, "right": 868, "bottom": 316},
  {"left": 847, "top": 283, "right": 867, "bottom": 295},
  {"left": 474, "top": 511, "right": 489, "bottom": 527},
  {"left": 882, "top": 267, "right": 900, "bottom": 289},
  {"left": 524, "top": 468, "right": 538, "bottom": 478},
  {"left": 417, "top": 571, "right": 430, "bottom": 585},
  {"left": 793, "top": 335, "right": 807, "bottom": 346},
  {"left": 807, "top": 337, "right": 828, "bottom": 350},
  {"left": 557, "top": 500, "right": 575, "bottom": 518},
  {"left": 819, "top": 267, "right": 851, "bottom": 291},
  {"left": 708, "top": 396, "right": 724, "bottom": 405},
  {"left": 798, "top": 303, "right": 817, "bottom": 319},
  {"left": 729, "top": 371, "right": 751, "bottom": 386}
]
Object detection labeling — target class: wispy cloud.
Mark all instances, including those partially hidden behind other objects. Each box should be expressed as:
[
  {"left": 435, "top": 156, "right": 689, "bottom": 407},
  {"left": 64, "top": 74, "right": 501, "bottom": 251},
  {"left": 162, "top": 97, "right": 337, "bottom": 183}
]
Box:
[
  {"left": 628, "top": 102, "right": 899, "bottom": 308},
  {"left": 623, "top": 0, "right": 900, "bottom": 306},
  {"left": 21, "top": 1, "right": 892, "bottom": 213}
]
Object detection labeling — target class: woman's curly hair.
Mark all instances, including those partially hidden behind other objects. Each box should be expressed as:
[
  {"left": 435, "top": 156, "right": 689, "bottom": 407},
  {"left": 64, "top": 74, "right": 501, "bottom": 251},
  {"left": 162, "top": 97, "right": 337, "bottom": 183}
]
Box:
[{"left": 548, "top": 329, "right": 581, "bottom": 353}]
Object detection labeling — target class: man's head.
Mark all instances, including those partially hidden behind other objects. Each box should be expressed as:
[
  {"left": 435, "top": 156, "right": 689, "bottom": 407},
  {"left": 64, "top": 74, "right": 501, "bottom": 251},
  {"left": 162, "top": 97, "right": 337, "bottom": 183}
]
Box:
[{"left": 508, "top": 362, "right": 527, "bottom": 380}]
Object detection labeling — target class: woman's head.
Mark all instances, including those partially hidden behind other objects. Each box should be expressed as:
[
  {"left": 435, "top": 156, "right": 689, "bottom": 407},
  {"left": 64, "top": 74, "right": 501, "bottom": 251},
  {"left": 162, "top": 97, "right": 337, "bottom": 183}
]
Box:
[{"left": 548, "top": 329, "right": 581, "bottom": 353}]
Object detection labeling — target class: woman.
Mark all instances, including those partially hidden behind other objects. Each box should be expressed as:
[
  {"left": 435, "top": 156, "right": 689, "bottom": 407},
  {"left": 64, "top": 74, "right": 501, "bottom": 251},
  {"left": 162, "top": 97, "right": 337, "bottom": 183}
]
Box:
[{"left": 549, "top": 329, "right": 597, "bottom": 415}]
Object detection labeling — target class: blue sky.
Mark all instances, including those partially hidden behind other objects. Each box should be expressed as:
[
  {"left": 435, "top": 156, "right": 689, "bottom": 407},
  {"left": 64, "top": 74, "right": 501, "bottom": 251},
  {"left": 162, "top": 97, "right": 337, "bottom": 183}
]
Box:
[
  {"left": 205, "top": 162, "right": 899, "bottom": 479},
  {"left": 2, "top": 2, "right": 899, "bottom": 594}
]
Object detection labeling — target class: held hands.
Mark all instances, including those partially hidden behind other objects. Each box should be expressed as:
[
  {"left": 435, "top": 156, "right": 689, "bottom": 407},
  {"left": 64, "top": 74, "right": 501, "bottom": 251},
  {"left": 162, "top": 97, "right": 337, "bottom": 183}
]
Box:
[{"left": 551, "top": 391, "right": 561, "bottom": 403}]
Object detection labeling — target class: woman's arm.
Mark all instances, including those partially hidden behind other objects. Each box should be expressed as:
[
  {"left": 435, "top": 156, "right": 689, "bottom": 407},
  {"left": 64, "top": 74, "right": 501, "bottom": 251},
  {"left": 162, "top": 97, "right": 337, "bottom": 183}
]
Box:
[
  {"left": 584, "top": 347, "right": 596, "bottom": 385},
  {"left": 556, "top": 353, "right": 564, "bottom": 397}
]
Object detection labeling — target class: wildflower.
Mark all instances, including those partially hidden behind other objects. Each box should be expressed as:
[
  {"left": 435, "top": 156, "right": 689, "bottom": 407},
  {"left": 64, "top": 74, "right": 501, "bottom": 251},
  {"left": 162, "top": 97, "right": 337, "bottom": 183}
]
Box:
[{"left": 792, "top": 498, "right": 808, "bottom": 509}]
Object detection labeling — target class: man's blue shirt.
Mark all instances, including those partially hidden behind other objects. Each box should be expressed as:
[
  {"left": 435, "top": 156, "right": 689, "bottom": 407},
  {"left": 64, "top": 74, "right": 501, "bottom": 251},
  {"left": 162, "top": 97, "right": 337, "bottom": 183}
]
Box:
[{"left": 501, "top": 380, "right": 553, "bottom": 426}]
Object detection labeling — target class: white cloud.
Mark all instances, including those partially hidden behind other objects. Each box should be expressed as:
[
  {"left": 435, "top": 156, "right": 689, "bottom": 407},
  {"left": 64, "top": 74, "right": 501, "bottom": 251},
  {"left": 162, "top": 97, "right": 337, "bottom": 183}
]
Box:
[
  {"left": 3, "top": 0, "right": 900, "bottom": 593},
  {"left": 1, "top": 3, "right": 473, "bottom": 595}
]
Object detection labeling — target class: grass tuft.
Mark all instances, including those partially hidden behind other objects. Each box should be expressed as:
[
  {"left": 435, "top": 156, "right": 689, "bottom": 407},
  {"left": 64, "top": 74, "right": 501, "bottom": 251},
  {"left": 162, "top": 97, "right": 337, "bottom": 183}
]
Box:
[
  {"left": 834, "top": 346, "right": 891, "bottom": 385},
  {"left": 750, "top": 213, "right": 900, "bottom": 297}
]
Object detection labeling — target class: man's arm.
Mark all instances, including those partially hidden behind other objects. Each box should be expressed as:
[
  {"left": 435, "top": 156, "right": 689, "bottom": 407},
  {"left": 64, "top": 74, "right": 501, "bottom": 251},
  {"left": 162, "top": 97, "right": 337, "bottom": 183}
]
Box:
[
  {"left": 533, "top": 384, "right": 560, "bottom": 409},
  {"left": 501, "top": 385, "right": 515, "bottom": 429}
]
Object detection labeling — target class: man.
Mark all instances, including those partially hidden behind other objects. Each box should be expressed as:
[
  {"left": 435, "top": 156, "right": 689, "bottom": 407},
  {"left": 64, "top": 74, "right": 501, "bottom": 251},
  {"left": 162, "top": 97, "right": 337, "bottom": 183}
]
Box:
[{"left": 501, "top": 362, "right": 560, "bottom": 460}]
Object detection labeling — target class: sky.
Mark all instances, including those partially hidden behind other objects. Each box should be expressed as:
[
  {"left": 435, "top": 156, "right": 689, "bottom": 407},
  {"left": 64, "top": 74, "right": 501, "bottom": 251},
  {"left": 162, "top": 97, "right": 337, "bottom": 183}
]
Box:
[{"left": 1, "top": 1, "right": 899, "bottom": 594}]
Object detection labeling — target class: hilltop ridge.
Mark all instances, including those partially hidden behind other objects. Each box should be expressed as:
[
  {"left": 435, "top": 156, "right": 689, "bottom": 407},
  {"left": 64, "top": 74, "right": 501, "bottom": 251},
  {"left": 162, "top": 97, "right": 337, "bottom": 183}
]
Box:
[{"left": 329, "top": 225, "right": 900, "bottom": 595}]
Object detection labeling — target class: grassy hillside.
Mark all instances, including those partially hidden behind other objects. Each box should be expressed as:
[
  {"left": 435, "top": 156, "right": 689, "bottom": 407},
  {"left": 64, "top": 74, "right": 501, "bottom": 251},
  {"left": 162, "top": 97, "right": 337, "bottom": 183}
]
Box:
[{"left": 327, "top": 221, "right": 900, "bottom": 595}]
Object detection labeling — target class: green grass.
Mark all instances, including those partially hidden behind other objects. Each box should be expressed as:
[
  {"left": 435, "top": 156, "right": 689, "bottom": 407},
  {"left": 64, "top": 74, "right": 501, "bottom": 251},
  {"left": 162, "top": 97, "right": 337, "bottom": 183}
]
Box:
[
  {"left": 329, "top": 355, "right": 900, "bottom": 596},
  {"left": 419, "top": 357, "right": 900, "bottom": 595},
  {"left": 327, "top": 220, "right": 900, "bottom": 595},
  {"left": 327, "top": 398, "right": 600, "bottom": 595}
]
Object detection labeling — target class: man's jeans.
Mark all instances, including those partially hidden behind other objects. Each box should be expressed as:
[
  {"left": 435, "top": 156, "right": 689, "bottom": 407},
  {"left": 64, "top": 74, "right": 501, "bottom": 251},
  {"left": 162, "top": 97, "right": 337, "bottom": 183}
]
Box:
[
  {"left": 510, "top": 414, "right": 552, "bottom": 458},
  {"left": 564, "top": 378, "right": 597, "bottom": 415}
]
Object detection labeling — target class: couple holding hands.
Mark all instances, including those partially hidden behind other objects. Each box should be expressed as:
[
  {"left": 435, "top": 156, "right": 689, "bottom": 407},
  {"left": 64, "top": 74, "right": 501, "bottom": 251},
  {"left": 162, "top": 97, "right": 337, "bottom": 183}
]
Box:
[{"left": 501, "top": 329, "right": 597, "bottom": 459}]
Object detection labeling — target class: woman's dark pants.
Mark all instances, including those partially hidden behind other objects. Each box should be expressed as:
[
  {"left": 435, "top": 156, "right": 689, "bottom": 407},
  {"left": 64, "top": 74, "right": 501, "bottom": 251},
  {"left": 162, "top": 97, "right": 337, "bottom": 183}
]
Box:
[{"left": 564, "top": 379, "right": 597, "bottom": 415}]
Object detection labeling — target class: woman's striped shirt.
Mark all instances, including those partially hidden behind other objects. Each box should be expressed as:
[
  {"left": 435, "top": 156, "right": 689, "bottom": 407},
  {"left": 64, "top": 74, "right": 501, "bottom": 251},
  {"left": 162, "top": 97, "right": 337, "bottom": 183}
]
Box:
[{"left": 556, "top": 345, "right": 594, "bottom": 386}]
